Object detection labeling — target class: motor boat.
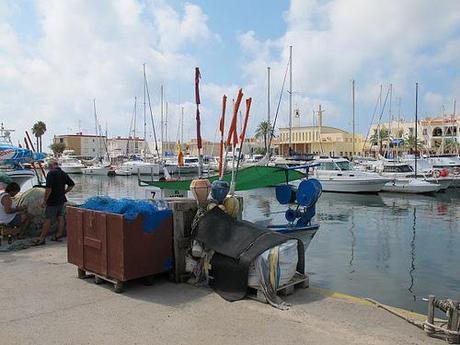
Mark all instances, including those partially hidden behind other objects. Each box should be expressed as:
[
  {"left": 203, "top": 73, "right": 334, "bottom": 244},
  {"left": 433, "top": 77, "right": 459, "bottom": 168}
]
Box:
[
  {"left": 59, "top": 150, "right": 84, "bottom": 174},
  {"left": 308, "top": 157, "right": 390, "bottom": 193},
  {"left": 376, "top": 161, "right": 443, "bottom": 194},
  {"left": 121, "top": 160, "right": 160, "bottom": 175},
  {"left": 2, "top": 168, "right": 36, "bottom": 188},
  {"left": 114, "top": 168, "right": 132, "bottom": 176}
]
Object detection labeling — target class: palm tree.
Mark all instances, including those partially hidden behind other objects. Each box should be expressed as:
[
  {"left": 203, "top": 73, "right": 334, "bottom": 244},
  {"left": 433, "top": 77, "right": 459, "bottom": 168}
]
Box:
[
  {"left": 32, "top": 121, "right": 47, "bottom": 152},
  {"left": 403, "top": 134, "right": 425, "bottom": 154},
  {"left": 49, "top": 142, "right": 66, "bottom": 155},
  {"left": 254, "top": 121, "right": 272, "bottom": 154},
  {"left": 369, "top": 127, "right": 389, "bottom": 154}
]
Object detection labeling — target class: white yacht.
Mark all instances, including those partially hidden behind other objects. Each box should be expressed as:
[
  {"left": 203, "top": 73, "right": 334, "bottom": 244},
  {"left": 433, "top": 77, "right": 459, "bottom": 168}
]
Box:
[
  {"left": 376, "top": 161, "right": 442, "bottom": 194},
  {"left": 59, "top": 150, "right": 85, "bottom": 174},
  {"left": 121, "top": 160, "right": 160, "bottom": 175},
  {"left": 309, "top": 157, "right": 390, "bottom": 193},
  {"left": 3, "top": 168, "right": 36, "bottom": 188}
]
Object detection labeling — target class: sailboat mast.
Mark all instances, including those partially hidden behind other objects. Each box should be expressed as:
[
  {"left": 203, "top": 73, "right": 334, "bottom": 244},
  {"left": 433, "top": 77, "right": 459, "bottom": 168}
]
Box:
[
  {"left": 143, "top": 64, "right": 147, "bottom": 154},
  {"left": 415, "top": 82, "right": 418, "bottom": 177},
  {"left": 160, "top": 85, "right": 164, "bottom": 157},
  {"left": 181, "top": 106, "right": 184, "bottom": 144},
  {"left": 133, "top": 96, "right": 137, "bottom": 154},
  {"left": 267, "top": 66, "right": 271, "bottom": 123},
  {"left": 289, "top": 45, "right": 293, "bottom": 152},
  {"left": 165, "top": 102, "right": 168, "bottom": 154},
  {"left": 93, "top": 99, "right": 101, "bottom": 158},
  {"left": 352, "top": 79, "right": 355, "bottom": 157}
]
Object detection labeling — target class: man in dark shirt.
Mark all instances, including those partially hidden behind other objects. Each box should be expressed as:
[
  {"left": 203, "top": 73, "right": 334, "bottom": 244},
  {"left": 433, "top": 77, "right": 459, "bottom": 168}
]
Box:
[{"left": 35, "top": 159, "right": 75, "bottom": 245}]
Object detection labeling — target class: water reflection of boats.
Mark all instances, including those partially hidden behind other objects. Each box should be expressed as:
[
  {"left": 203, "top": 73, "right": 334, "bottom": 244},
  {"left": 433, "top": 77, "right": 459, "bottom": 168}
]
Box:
[
  {"left": 380, "top": 192, "right": 445, "bottom": 208},
  {"left": 318, "top": 192, "right": 385, "bottom": 207}
]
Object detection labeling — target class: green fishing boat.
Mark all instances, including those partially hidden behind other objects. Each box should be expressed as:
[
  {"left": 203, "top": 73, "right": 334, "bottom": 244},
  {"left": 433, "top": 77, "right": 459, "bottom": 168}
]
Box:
[{"left": 138, "top": 165, "right": 304, "bottom": 191}]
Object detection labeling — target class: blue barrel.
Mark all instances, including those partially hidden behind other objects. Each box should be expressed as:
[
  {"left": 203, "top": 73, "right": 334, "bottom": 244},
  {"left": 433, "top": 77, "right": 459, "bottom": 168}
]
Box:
[
  {"left": 296, "top": 179, "right": 322, "bottom": 207},
  {"left": 275, "top": 184, "right": 297, "bottom": 205},
  {"left": 211, "top": 180, "right": 230, "bottom": 203}
]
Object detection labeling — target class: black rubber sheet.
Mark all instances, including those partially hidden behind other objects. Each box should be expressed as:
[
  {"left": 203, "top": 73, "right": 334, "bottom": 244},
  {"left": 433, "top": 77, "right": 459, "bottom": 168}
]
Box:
[{"left": 195, "top": 207, "right": 305, "bottom": 301}]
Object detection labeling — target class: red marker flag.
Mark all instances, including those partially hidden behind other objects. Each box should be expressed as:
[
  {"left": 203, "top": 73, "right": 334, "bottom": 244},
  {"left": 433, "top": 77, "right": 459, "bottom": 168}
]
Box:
[
  {"left": 226, "top": 88, "right": 243, "bottom": 146},
  {"left": 239, "top": 97, "right": 252, "bottom": 143}
]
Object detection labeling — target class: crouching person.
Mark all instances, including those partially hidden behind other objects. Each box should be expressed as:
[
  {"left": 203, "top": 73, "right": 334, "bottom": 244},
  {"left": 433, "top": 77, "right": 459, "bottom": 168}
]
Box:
[{"left": 0, "top": 182, "right": 30, "bottom": 239}]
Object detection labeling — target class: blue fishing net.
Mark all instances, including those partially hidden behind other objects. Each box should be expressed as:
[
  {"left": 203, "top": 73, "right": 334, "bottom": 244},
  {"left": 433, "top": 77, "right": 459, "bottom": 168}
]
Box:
[{"left": 80, "top": 196, "right": 172, "bottom": 233}]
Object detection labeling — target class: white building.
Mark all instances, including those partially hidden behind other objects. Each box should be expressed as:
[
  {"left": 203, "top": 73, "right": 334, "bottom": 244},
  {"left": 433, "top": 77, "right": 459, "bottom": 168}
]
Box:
[{"left": 369, "top": 115, "right": 459, "bottom": 153}]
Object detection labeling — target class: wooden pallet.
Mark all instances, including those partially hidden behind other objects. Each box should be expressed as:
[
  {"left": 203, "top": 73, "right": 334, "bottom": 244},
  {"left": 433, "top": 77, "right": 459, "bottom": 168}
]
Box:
[
  {"left": 248, "top": 272, "right": 309, "bottom": 303},
  {"left": 76, "top": 268, "right": 158, "bottom": 293}
]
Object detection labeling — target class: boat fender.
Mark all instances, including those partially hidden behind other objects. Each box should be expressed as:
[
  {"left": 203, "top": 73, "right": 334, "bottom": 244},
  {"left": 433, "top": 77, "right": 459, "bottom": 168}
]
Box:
[
  {"left": 223, "top": 196, "right": 239, "bottom": 217},
  {"left": 211, "top": 180, "right": 230, "bottom": 203},
  {"left": 433, "top": 170, "right": 441, "bottom": 178}
]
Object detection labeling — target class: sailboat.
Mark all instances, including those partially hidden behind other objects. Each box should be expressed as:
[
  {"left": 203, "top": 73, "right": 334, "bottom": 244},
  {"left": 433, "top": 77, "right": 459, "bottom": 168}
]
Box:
[
  {"left": 82, "top": 100, "right": 113, "bottom": 176},
  {"left": 139, "top": 66, "right": 305, "bottom": 191},
  {"left": 378, "top": 83, "right": 441, "bottom": 194}
]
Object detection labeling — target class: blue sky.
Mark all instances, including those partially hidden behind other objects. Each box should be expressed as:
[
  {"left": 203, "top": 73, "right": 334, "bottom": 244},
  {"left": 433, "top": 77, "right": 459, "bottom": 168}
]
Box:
[{"left": 0, "top": 0, "right": 459, "bottom": 149}]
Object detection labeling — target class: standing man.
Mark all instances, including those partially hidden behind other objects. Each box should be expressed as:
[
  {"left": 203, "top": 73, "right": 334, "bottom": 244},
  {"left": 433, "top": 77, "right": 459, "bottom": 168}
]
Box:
[{"left": 35, "top": 159, "right": 75, "bottom": 245}]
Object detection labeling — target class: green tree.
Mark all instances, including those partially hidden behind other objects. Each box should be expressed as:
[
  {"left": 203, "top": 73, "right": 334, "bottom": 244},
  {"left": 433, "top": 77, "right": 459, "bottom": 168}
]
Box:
[
  {"left": 369, "top": 127, "right": 389, "bottom": 154},
  {"left": 403, "top": 134, "right": 425, "bottom": 154},
  {"left": 254, "top": 121, "right": 273, "bottom": 154},
  {"left": 32, "top": 121, "right": 47, "bottom": 152},
  {"left": 444, "top": 138, "right": 459, "bottom": 154},
  {"left": 49, "top": 142, "right": 66, "bottom": 155}
]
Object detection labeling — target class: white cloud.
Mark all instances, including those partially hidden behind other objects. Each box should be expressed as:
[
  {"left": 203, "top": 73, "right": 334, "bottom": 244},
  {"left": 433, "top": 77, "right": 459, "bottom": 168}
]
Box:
[
  {"left": 0, "top": 0, "right": 217, "bottom": 149},
  {"left": 0, "top": 0, "right": 459, "bottom": 151},
  {"left": 238, "top": 0, "right": 460, "bottom": 134}
]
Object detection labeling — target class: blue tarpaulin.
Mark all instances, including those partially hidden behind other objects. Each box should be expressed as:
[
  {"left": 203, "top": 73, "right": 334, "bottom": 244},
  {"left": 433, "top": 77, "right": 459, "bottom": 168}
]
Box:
[{"left": 80, "top": 196, "right": 172, "bottom": 233}]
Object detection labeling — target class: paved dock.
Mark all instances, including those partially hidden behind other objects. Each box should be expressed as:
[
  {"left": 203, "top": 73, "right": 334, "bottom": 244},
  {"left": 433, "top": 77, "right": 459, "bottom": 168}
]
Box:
[{"left": 0, "top": 243, "right": 441, "bottom": 345}]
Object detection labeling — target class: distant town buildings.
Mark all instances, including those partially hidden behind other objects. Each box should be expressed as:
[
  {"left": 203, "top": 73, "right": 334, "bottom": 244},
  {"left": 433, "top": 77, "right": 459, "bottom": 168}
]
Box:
[
  {"left": 53, "top": 133, "right": 266, "bottom": 158},
  {"left": 369, "top": 114, "right": 459, "bottom": 153},
  {"left": 53, "top": 133, "right": 107, "bottom": 158},
  {"left": 278, "top": 126, "right": 365, "bottom": 157}
]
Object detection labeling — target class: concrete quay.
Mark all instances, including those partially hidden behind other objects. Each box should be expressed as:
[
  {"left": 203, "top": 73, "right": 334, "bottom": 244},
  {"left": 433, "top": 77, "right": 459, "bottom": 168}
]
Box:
[{"left": 0, "top": 243, "right": 441, "bottom": 345}]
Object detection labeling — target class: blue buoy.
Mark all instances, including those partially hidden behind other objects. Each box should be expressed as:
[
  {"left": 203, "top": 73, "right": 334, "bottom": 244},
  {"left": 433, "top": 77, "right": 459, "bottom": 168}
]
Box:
[
  {"left": 275, "top": 184, "right": 297, "bottom": 204},
  {"left": 296, "top": 179, "right": 322, "bottom": 207},
  {"left": 211, "top": 180, "right": 230, "bottom": 203}
]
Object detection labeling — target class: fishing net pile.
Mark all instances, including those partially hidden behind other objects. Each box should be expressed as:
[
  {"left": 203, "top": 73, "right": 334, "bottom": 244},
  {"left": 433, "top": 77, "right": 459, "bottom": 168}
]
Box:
[
  {"left": 80, "top": 196, "right": 172, "bottom": 233},
  {"left": 16, "top": 187, "right": 46, "bottom": 219}
]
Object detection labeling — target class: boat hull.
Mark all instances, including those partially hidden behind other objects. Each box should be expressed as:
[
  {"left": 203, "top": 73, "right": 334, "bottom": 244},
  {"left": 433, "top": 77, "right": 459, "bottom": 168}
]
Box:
[
  {"left": 5, "top": 170, "right": 36, "bottom": 188},
  {"left": 381, "top": 179, "right": 442, "bottom": 194},
  {"left": 82, "top": 167, "right": 110, "bottom": 176},
  {"left": 139, "top": 166, "right": 305, "bottom": 191},
  {"left": 122, "top": 163, "right": 160, "bottom": 175},
  {"left": 61, "top": 166, "right": 84, "bottom": 174},
  {"left": 309, "top": 178, "right": 388, "bottom": 193}
]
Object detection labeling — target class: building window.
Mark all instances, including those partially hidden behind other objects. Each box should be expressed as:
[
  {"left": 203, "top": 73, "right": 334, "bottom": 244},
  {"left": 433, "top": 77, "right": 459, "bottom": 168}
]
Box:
[
  {"left": 59, "top": 138, "right": 63, "bottom": 143},
  {"left": 432, "top": 127, "right": 442, "bottom": 137},
  {"left": 92, "top": 148, "right": 95, "bottom": 152}
]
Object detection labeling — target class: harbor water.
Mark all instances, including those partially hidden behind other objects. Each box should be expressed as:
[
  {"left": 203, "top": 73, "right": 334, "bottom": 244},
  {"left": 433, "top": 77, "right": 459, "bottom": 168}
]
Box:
[{"left": 63, "top": 175, "right": 460, "bottom": 314}]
